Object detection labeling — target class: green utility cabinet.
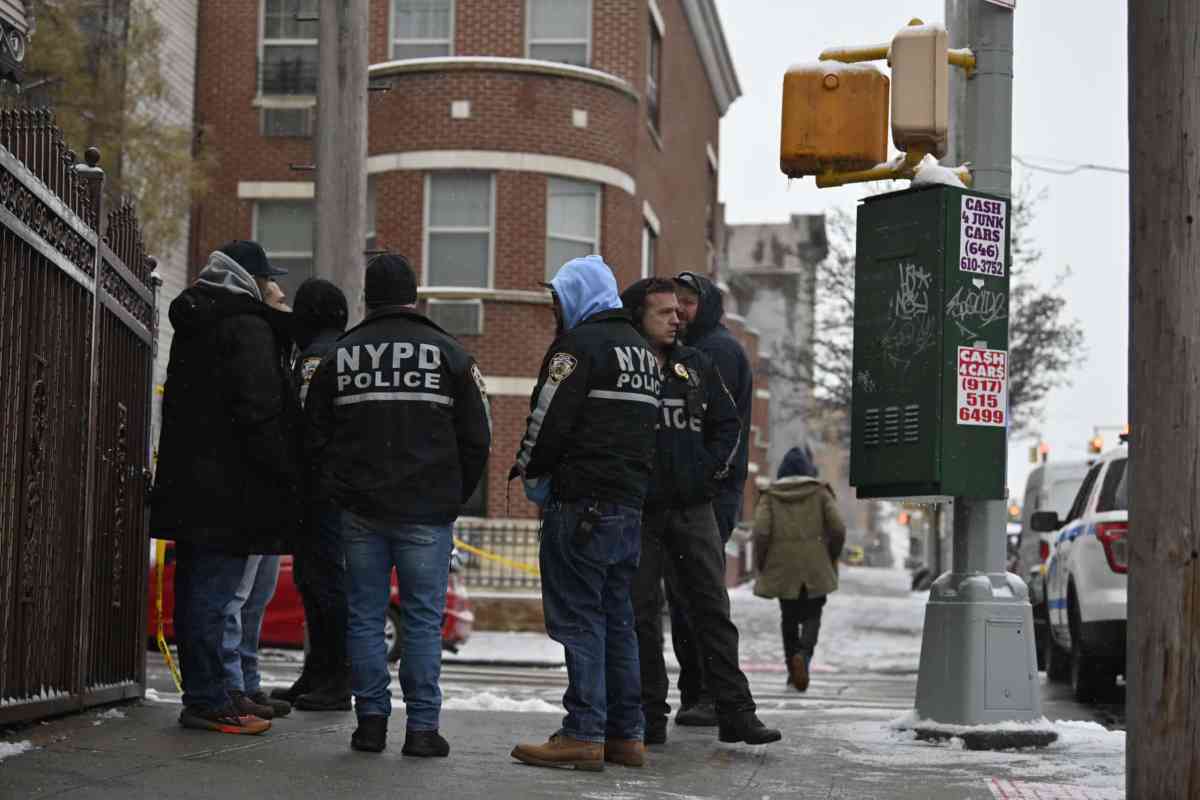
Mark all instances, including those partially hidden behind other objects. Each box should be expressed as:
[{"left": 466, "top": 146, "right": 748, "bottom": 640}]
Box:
[{"left": 850, "top": 184, "right": 1010, "bottom": 499}]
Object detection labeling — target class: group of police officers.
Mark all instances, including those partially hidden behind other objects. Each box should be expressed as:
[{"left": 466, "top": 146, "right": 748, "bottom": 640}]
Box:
[{"left": 154, "top": 243, "right": 779, "bottom": 769}]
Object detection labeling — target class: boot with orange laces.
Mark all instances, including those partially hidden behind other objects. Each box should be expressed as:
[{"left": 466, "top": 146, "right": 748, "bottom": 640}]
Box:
[{"left": 179, "top": 704, "right": 270, "bottom": 735}]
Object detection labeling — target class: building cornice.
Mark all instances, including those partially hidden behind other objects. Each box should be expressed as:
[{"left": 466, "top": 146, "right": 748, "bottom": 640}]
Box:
[
  {"left": 368, "top": 56, "right": 639, "bottom": 102},
  {"left": 681, "top": 0, "right": 742, "bottom": 116}
]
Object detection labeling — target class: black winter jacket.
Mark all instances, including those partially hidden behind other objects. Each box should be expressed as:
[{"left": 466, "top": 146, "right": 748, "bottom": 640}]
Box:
[
  {"left": 645, "top": 345, "right": 741, "bottom": 512},
  {"left": 293, "top": 328, "right": 344, "bottom": 408},
  {"left": 516, "top": 310, "right": 660, "bottom": 508},
  {"left": 150, "top": 287, "right": 303, "bottom": 553},
  {"left": 680, "top": 272, "right": 753, "bottom": 497},
  {"left": 304, "top": 307, "right": 491, "bottom": 525}
]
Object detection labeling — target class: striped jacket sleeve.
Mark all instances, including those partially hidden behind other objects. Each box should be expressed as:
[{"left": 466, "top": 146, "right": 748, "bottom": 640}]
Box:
[{"left": 515, "top": 340, "right": 591, "bottom": 481}]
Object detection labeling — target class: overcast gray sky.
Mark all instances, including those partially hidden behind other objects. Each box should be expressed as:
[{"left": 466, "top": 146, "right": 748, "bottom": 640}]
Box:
[{"left": 714, "top": 0, "right": 1129, "bottom": 499}]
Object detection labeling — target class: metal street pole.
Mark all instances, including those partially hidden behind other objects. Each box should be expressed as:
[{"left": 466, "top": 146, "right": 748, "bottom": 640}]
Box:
[
  {"left": 315, "top": 0, "right": 369, "bottom": 321},
  {"left": 912, "top": 0, "right": 1050, "bottom": 745}
]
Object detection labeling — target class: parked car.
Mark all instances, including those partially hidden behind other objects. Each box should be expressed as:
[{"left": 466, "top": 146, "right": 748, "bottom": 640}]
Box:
[
  {"left": 1033, "top": 443, "right": 1128, "bottom": 702},
  {"left": 148, "top": 544, "right": 474, "bottom": 662},
  {"left": 1017, "top": 459, "right": 1090, "bottom": 668}
]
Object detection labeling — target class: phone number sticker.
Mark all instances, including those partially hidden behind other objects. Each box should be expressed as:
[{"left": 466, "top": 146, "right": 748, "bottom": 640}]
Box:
[
  {"left": 960, "top": 195, "right": 1007, "bottom": 277},
  {"left": 957, "top": 346, "right": 1008, "bottom": 427}
]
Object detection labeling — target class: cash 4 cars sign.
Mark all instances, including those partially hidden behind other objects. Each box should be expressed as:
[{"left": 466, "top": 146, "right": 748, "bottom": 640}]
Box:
[{"left": 957, "top": 345, "right": 1008, "bottom": 427}]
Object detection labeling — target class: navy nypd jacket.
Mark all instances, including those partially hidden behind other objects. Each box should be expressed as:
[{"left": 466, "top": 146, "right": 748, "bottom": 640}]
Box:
[{"left": 304, "top": 307, "right": 492, "bottom": 525}]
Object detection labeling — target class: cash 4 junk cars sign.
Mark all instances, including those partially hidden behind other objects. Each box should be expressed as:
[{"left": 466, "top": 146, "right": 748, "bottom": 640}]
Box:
[{"left": 960, "top": 196, "right": 1007, "bottom": 277}]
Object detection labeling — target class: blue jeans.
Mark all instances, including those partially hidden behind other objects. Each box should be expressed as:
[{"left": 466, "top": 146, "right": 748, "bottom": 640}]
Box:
[
  {"left": 540, "top": 498, "right": 644, "bottom": 743},
  {"left": 221, "top": 555, "right": 281, "bottom": 694},
  {"left": 342, "top": 509, "right": 452, "bottom": 730},
  {"left": 173, "top": 540, "right": 249, "bottom": 710}
]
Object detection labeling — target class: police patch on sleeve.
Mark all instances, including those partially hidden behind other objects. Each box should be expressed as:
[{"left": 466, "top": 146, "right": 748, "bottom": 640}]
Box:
[
  {"left": 470, "top": 363, "right": 488, "bottom": 397},
  {"left": 673, "top": 362, "right": 689, "bottom": 380},
  {"left": 548, "top": 352, "right": 578, "bottom": 384},
  {"left": 301, "top": 356, "right": 322, "bottom": 385}
]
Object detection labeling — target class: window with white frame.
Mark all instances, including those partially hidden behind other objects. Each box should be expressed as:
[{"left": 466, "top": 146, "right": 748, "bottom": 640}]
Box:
[
  {"left": 426, "top": 173, "right": 494, "bottom": 288},
  {"left": 255, "top": 200, "right": 314, "bottom": 298},
  {"left": 641, "top": 223, "right": 657, "bottom": 278},
  {"left": 527, "top": 0, "right": 590, "bottom": 66},
  {"left": 545, "top": 178, "right": 600, "bottom": 279},
  {"left": 647, "top": 11, "right": 662, "bottom": 132},
  {"left": 392, "top": 0, "right": 453, "bottom": 60},
  {"left": 261, "top": 0, "right": 319, "bottom": 95}
]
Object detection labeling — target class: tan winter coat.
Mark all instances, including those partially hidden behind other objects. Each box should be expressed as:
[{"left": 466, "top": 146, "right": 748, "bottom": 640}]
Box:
[{"left": 752, "top": 476, "right": 847, "bottom": 599}]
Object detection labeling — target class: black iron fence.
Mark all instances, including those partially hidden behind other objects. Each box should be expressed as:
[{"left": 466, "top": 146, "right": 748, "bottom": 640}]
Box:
[
  {"left": 0, "top": 108, "right": 158, "bottom": 724},
  {"left": 454, "top": 519, "right": 542, "bottom": 591}
]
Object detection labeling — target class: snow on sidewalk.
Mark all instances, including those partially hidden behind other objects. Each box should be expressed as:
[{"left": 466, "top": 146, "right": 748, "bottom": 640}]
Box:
[{"left": 0, "top": 740, "right": 33, "bottom": 762}]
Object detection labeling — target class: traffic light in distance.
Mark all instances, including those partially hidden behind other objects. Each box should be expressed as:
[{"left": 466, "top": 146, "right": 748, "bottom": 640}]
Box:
[
  {"left": 898, "top": 511, "right": 911, "bottom": 525},
  {"left": 1008, "top": 503, "right": 1021, "bottom": 520},
  {"left": 1088, "top": 435, "right": 1103, "bottom": 454},
  {"left": 1038, "top": 441, "right": 1050, "bottom": 463}
]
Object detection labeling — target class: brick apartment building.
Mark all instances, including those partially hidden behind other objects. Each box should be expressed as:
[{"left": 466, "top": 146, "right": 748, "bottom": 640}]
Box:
[{"left": 186, "top": 0, "right": 769, "bottom": 522}]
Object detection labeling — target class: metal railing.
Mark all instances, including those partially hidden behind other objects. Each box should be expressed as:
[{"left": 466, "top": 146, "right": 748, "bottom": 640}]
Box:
[{"left": 454, "top": 519, "right": 542, "bottom": 591}]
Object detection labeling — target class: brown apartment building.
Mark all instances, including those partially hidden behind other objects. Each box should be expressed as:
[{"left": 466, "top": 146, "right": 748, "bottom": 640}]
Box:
[{"left": 188, "top": 0, "right": 768, "bottom": 522}]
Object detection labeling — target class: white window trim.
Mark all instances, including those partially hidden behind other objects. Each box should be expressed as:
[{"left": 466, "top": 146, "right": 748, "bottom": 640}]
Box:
[
  {"left": 525, "top": 0, "right": 592, "bottom": 66},
  {"left": 641, "top": 223, "right": 657, "bottom": 279},
  {"left": 389, "top": 0, "right": 455, "bottom": 60},
  {"left": 426, "top": 297, "right": 484, "bottom": 335},
  {"left": 546, "top": 178, "right": 602, "bottom": 279},
  {"left": 642, "top": 200, "right": 661, "bottom": 236},
  {"left": 648, "top": 0, "right": 666, "bottom": 37},
  {"left": 259, "top": 0, "right": 318, "bottom": 95},
  {"left": 706, "top": 142, "right": 719, "bottom": 173},
  {"left": 422, "top": 172, "right": 496, "bottom": 290}
]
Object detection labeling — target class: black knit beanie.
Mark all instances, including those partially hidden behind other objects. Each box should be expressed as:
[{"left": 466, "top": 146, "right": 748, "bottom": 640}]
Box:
[{"left": 364, "top": 253, "right": 418, "bottom": 308}]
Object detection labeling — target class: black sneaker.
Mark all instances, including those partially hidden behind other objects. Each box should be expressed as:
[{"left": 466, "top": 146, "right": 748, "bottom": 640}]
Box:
[
  {"left": 402, "top": 729, "right": 450, "bottom": 757},
  {"left": 179, "top": 704, "right": 270, "bottom": 735},
  {"left": 351, "top": 716, "right": 388, "bottom": 753},
  {"left": 270, "top": 670, "right": 319, "bottom": 704},
  {"left": 644, "top": 717, "right": 668, "bottom": 745},
  {"left": 717, "top": 711, "right": 782, "bottom": 745},
  {"left": 248, "top": 690, "right": 292, "bottom": 718},
  {"left": 229, "top": 689, "right": 275, "bottom": 720},
  {"left": 294, "top": 676, "right": 352, "bottom": 711},
  {"left": 675, "top": 700, "right": 717, "bottom": 727}
]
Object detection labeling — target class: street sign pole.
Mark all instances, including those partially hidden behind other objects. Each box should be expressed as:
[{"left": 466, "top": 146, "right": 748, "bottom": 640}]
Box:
[{"left": 907, "top": 0, "right": 1050, "bottom": 746}]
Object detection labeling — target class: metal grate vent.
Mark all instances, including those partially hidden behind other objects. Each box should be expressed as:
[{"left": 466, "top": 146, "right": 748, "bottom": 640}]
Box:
[
  {"left": 883, "top": 406, "right": 901, "bottom": 445},
  {"left": 427, "top": 299, "right": 483, "bottom": 336},
  {"left": 903, "top": 404, "right": 920, "bottom": 444},
  {"left": 863, "top": 407, "right": 881, "bottom": 447}
]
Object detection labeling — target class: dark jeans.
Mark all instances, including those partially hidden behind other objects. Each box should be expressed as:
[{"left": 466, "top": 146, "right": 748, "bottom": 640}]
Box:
[
  {"left": 342, "top": 509, "right": 452, "bottom": 730},
  {"left": 540, "top": 498, "right": 644, "bottom": 743},
  {"left": 294, "top": 507, "right": 347, "bottom": 682},
  {"left": 780, "top": 592, "right": 827, "bottom": 664},
  {"left": 668, "top": 488, "right": 743, "bottom": 707},
  {"left": 633, "top": 503, "right": 755, "bottom": 725},
  {"left": 173, "top": 540, "right": 249, "bottom": 710}
]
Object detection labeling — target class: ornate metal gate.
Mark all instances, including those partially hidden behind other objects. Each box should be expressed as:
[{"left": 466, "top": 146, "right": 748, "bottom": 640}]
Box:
[{"left": 0, "top": 109, "right": 158, "bottom": 724}]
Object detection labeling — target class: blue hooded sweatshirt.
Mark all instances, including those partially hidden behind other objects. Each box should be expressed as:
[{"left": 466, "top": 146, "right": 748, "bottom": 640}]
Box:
[{"left": 547, "top": 255, "right": 622, "bottom": 330}]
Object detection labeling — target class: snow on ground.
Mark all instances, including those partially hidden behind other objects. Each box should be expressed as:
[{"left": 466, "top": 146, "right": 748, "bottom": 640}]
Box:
[
  {"left": 444, "top": 632, "right": 565, "bottom": 666},
  {"left": 729, "top": 565, "right": 927, "bottom": 674},
  {"left": 442, "top": 691, "right": 558, "bottom": 713},
  {"left": 143, "top": 688, "right": 180, "bottom": 705},
  {"left": 0, "top": 740, "right": 33, "bottom": 762}
]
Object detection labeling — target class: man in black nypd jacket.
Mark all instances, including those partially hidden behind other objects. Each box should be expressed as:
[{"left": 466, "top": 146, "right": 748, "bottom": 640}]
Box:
[
  {"left": 621, "top": 277, "right": 781, "bottom": 748},
  {"left": 305, "top": 254, "right": 491, "bottom": 757},
  {"left": 510, "top": 255, "right": 659, "bottom": 772}
]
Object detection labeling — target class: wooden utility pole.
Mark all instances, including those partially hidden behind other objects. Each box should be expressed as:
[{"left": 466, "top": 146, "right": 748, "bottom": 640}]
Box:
[
  {"left": 1128, "top": 3, "right": 1200, "bottom": 797},
  {"left": 315, "top": 0, "right": 368, "bottom": 320}
]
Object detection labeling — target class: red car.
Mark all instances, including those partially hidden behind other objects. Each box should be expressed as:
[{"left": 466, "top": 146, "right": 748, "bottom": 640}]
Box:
[{"left": 149, "top": 544, "right": 473, "bottom": 662}]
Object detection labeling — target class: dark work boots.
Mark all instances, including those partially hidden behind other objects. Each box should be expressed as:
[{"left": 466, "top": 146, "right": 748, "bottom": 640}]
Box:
[
  {"left": 717, "top": 712, "right": 782, "bottom": 745},
  {"left": 351, "top": 716, "right": 388, "bottom": 753}
]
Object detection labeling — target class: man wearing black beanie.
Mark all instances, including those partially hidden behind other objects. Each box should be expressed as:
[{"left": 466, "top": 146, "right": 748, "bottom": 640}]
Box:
[{"left": 305, "top": 253, "right": 492, "bottom": 756}]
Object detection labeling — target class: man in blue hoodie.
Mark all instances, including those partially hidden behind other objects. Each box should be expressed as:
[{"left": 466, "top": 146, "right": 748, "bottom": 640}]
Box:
[
  {"left": 670, "top": 271, "right": 754, "bottom": 727},
  {"left": 510, "top": 256, "right": 659, "bottom": 771}
]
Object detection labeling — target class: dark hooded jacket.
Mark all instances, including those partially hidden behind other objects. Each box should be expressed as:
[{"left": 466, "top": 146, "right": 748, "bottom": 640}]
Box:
[
  {"left": 621, "top": 279, "right": 741, "bottom": 511},
  {"left": 678, "top": 272, "right": 753, "bottom": 497},
  {"left": 150, "top": 252, "right": 303, "bottom": 553},
  {"left": 516, "top": 256, "right": 659, "bottom": 508},
  {"left": 304, "top": 306, "right": 492, "bottom": 525}
]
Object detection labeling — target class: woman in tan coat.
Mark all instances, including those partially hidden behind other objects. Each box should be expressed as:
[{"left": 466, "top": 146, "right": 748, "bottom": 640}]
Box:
[{"left": 752, "top": 445, "right": 846, "bottom": 692}]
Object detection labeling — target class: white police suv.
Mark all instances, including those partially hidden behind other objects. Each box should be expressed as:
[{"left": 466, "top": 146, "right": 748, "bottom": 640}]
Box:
[{"left": 1032, "top": 441, "right": 1128, "bottom": 702}]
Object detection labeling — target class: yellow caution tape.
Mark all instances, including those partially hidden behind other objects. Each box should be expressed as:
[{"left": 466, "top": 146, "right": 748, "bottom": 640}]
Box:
[
  {"left": 154, "top": 539, "right": 184, "bottom": 693},
  {"left": 453, "top": 537, "right": 540, "bottom": 578}
]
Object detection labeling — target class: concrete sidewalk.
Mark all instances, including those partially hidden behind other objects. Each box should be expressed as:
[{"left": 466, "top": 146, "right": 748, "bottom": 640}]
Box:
[{"left": 0, "top": 698, "right": 1124, "bottom": 800}]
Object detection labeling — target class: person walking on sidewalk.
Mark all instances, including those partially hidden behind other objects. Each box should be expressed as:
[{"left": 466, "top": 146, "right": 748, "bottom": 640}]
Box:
[
  {"left": 272, "top": 278, "right": 352, "bottom": 712},
  {"left": 752, "top": 445, "right": 847, "bottom": 692},
  {"left": 151, "top": 240, "right": 303, "bottom": 736},
  {"left": 306, "top": 254, "right": 492, "bottom": 756},
  {"left": 622, "top": 278, "right": 781, "bottom": 748},
  {"left": 510, "top": 256, "right": 658, "bottom": 772},
  {"left": 669, "top": 271, "right": 754, "bottom": 727}
]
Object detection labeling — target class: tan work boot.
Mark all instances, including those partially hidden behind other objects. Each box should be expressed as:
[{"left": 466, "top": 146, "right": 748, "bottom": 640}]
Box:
[
  {"left": 604, "top": 738, "right": 645, "bottom": 767},
  {"left": 790, "top": 654, "right": 810, "bottom": 692},
  {"left": 511, "top": 733, "right": 604, "bottom": 771}
]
